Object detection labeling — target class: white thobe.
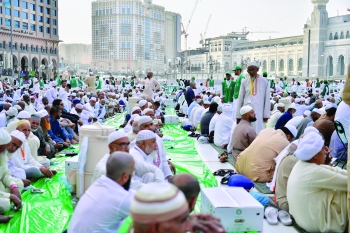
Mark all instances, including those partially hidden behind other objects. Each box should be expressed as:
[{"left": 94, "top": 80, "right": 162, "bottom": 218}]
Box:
[
  {"left": 84, "top": 103, "right": 99, "bottom": 117},
  {"left": 59, "top": 87, "right": 69, "bottom": 109},
  {"left": 285, "top": 116, "right": 304, "bottom": 128},
  {"left": 68, "top": 175, "right": 134, "bottom": 233},
  {"left": 12, "top": 141, "right": 42, "bottom": 170},
  {"left": 335, "top": 101, "right": 350, "bottom": 137},
  {"left": 189, "top": 106, "right": 200, "bottom": 123},
  {"left": 192, "top": 106, "right": 204, "bottom": 128},
  {"left": 24, "top": 102, "right": 36, "bottom": 115},
  {"left": 209, "top": 113, "right": 220, "bottom": 133},
  {"left": 141, "top": 78, "right": 160, "bottom": 100},
  {"left": 33, "top": 78, "right": 40, "bottom": 93},
  {"left": 268, "top": 110, "right": 282, "bottom": 129},
  {"left": 214, "top": 113, "right": 234, "bottom": 147},
  {"left": 45, "top": 87, "right": 57, "bottom": 104},
  {"left": 0, "top": 113, "right": 7, "bottom": 128}
]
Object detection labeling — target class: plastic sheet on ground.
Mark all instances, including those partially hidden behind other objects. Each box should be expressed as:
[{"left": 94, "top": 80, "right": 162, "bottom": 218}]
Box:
[
  {"left": 1, "top": 157, "right": 73, "bottom": 233},
  {"left": 102, "top": 112, "right": 126, "bottom": 128},
  {"left": 165, "top": 108, "right": 176, "bottom": 115}
]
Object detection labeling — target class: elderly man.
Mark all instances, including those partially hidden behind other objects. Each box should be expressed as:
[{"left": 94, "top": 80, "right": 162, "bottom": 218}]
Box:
[
  {"left": 295, "top": 108, "right": 322, "bottom": 139},
  {"left": 274, "top": 103, "right": 296, "bottom": 130},
  {"left": 313, "top": 105, "right": 337, "bottom": 147},
  {"left": 236, "top": 62, "right": 270, "bottom": 134},
  {"left": 268, "top": 103, "right": 285, "bottom": 129},
  {"left": 69, "top": 152, "right": 135, "bottom": 232},
  {"left": 309, "top": 99, "right": 323, "bottom": 111},
  {"left": 36, "top": 97, "right": 49, "bottom": 111},
  {"left": 214, "top": 104, "right": 234, "bottom": 148},
  {"left": 287, "top": 132, "right": 347, "bottom": 233},
  {"left": 9, "top": 123, "right": 56, "bottom": 179},
  {"left": 235, "top": 125, "right": 296, "bottom": 182},
  {"left": 0, "top": 107, "right": 18, "bottom": 128},
  {"left": 84, "top": 97, "right": 99, "bottom": 118},
  {"left": 228, "top": 106, "right": 257, "bottom": 163},
  {"left": 22, "top": 94, "right": 36, "bottom": 115},
  {"left": 0, "top": 130, "right": 23, "bottom": 222},
  {"left": 91, "top": 131, "right": 164, "bottom": 189}
]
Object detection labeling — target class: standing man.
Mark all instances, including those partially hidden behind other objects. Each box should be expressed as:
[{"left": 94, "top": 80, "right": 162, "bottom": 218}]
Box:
[
  {"left": 185, "top": 82, "right": 196, "bottom": 106},
  {"left": 95, "top": 76, "right": 102, "bottom": 91},
  {"left": 122, "top": 77, "right": 127, "bottom": 89},
  {"left": 84, "top": 72, "right": 97, "bottom": 93},
  {"left": 209, "top": 76, "right": 215, "bottom": 92},
  {"left": 140, "top": 72, "right": 160, "bottom": 100},
  {"left": 233, "top": 66, "right": 245, "bottom": 117},
  {"left": 221, "top": 72, "right": 235, "bottom": 117},
  {"left": 70, "top": 76, "right": 78, "bottom": 91},
  {"left": 236, "top": 62, "right": 270, "bottom": 134}
]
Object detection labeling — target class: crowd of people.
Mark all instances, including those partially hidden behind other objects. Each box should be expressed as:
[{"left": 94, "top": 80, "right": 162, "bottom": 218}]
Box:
[{"left": 0, "top": 61, "right": 349, "bottom": 232}]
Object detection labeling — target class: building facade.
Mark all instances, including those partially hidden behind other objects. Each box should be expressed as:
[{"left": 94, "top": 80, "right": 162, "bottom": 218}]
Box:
[
  {"left": 59, "top": 43, "right": 92, "bottom": 69},
  {"left": 185, "top": 0, "right": 349, "bottom": 80},
  {"left": 164, "top": 11, "right": 181, "bottom": 68},
  {"left": 0, "top": 0, "right": 60, "bottom": 78},
  {"left": 92, "top": 0, "right": 181, "bottom": 76}
]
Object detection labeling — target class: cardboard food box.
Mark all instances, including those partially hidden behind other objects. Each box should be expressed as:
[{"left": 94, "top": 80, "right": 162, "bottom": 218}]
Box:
[
  {"left": 201, "top": 187, "right": 264, "bottom": 232},
  {"left": 164, "top": 115, "right": 179, "bottom": 124},
  {"left": 65, "top": 155, "right": 80, "bottom": 176}
]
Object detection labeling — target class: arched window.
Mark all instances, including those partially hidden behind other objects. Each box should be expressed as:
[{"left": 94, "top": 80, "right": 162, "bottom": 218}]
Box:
[
  {"left": 334, "top": 32, "right": 339, "bottom": 40},
  {"left": 270, "top": 60, "right": 276, "bottom": 72},
  {"left": 262, "top": 60, "right": 267, "bottom": 71},
  {"left": 288, "top": 59, "right": 294, "bottom": 72},
  {"left": 279, "top": 59, "right": 284, "bottom": 71},
  {"left": 329, "top": 33, "right": 333, "bottom": 40},
  {"left": 339, "top": 55, "right": 345, "bottom": 75},
  {"left": 346, "top": 31, "right": 350, "bottom": 39},
  {"left": 298, "top": 58, "right": 303, "bottom": 71},
  {"left": 340, "top": 31, "right": 344, "bottom": 39}
]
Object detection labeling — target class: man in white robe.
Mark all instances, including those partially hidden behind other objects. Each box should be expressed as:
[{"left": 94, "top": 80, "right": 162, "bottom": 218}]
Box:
[
  {"left": 214, "top": 104, "right": 234, "bottom": 147},
  {"left": 236, "top": 62, "right": 270, "bottom": 134},
  {"left": 139, "top": 72, "right": 160, "bottom": 100},
  {"left": 45, "top": 81, "right": 58, "bottom": 104}
]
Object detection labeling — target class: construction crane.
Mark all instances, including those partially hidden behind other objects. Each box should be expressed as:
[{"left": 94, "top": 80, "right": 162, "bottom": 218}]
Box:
[
  {"left": 200, "top": 14, "right": 211, "bottom": 47},
  {"left": 230, "top": 27, "right": 279, "bottom": 36},
  {"left": 181, "top": 0, "right": 200, "bottom": 52}
]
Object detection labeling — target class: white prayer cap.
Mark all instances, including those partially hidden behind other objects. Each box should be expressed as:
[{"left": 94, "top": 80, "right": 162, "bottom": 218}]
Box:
[
  {"left": 90, "top": 72, "right": 93, "bottom": 75},
  {"left": 204, "top": 100, "right": 211, "bottom": 105},
  {"left": 154, "top": 97, "right": 160, "bottom": 102},
  {"left": 13, "top": 105, "right": 22, "bottom": 111},
  {"left": 222, "top": 104, "right": 232, "bottom": 114},
  {"left": 10, "top": 130, "right": 26, "bottom": 143},
  {"left": 212, "top": 96, "right": 221, "bottom": 104},
  {"left": 107, "top": 130, "right": 128, "bottom": 145},
  {"left": 303, "top": 110, "right": 311, "bottom": 117},
  {"left": 116, "top": 94, "right": 120, "bottom": 99},
  {"left": 312, "top": 108, "right": 323, "bottom": 115},
  {"left": 138, "top": 100, "right": 147, "bottom": 108},
  {"left": 72, "top": 93, "right": 77, "bottom": 97},
  {"left": 240, "top": 105, "right": 253, "bottom": 116},
  {"left": 325, "top": 103, "right": 337, "bottom": 111},
  {"left": 0, "top": 130, "right": 11, "bottom": 145},
  {"left": 90, "top": 97, "right": 97, "bottom": 102},
  {"left": 294, "top": 98, "right": 301, "bottom": 103},
  {"left": 130, "top": 114, "right": 140, "bottom": 122},
  {"left": 294, "top": 132, "right": 324, "bottom": 161},
  {"left": 288, "top": 103, "right": 296, "bottom": 110},
  {"left": 51, "top": 81, "right": 57, "bottom": 86},
  {"left": 136, "top": 130, "right": 156, "bottom": 141},
  {"left": 276, "top": 103, "right": 285, "bottom": 107},
  {"left": 138, "top": 116, "right": 153, "bottom": 127},
  {"left": 304, "top": 126, "right": 319, "bottom": 135},
  {"left": 76, "top": 104, "right": 83, "bottom": 110},
  {"left": 196, "top": 99, "right": 202, "bottom": 104},
  {"left": 247, "top": 61, "right": 259, "bottom": 68},
  {"left": 16, "top": 110, "right": 31, "bottom": 119},
  {"left": 285, "top": 125, "right": 297, "bottom": 137},
  {"left": 142, "top": 108, "right": 154, "bottom": 115},
  {"left": 6, "top": 107, "right": 18, "bottom": 117},
  {"left": 217, "top": 105, "right": 223, "bottom": 112},
  {"left": 147, "top": 102, "right": 152, "bottom": 107},
  {"left": 78, "top": 92, "right": 84, "bottom": 95},
  {"left": 131, "top": 182, "right": 188, "bottom": 224},
  {"left": 6, "top": 97, "right": 13, "bottom": 102},
  {"left": 131, "top": 106, "right": 141, "bottom": 114},
  {"left": 36, "top": 110, "right": 48, "bottom": 118},
  {"left": 300, "top": 97, "right": 305, "bottom": 102}
]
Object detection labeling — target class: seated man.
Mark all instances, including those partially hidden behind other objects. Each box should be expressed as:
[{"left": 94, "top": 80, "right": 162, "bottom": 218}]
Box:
[
  {"left": 127, "top": 118, "right": 140, "bottom": 143},
  {"left": 0, "top": 130, "right": 23, "bottom": 222},
  {"left": 48, "top": 106, "right": 72, "bottom": 147},
  {"left": 313, "top": 105, "right": 337, "bottom": 147},
  {"left": 287, "top": 132, "right": 347, "bottom": 233},
  {"left": 214, "top": 104, "right": 234, "bottom": 148},
  {"left": 9, "top": 122, "right": 56, "bottom": 180},
  {"left": 268, "top": 103, "right": 285, "bottom": 129},
  {"left": 91, "top": 131, "right": 164, "bottom": 190},
  {"left": 285, "top": 110, "right": 310, "bottom": 128},
  {"left": 200, "top": 102, "right": 218, "bottom": 135},
  {"left": 274, "top": 103, "right": 296, "bottom": 130},
  {"left": 228, "top": 106, "right": 257, "bottom": 163},
  {"left": 208, "top": 105, "right": 222, "bottom": 139},
  {"left": 236, "top": 125, "right": 296, "bottom": 182},
  {"left": 70, "top": 103, "right": 91, "bottom": 126},
  {"left": 193, "top": 101, "right": 210, "bottom": 129},
  {"left": 295, "top": 108, "right": 322, "bottom": 139},
  {"left": 68, "top": 152, "right": 135, "bottom": 232}
]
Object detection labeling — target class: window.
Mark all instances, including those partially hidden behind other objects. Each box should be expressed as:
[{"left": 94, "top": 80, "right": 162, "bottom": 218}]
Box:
[
  {"left": 346, "top": 31, "right": 350, "bottom": 39},
  {"left": 30, "top": 24, "right": 35, "bottom": 31},
  {"left": 38, "top": 6, "right": 43, "bottom": 12},
  {"left": 96, "top": 30, "right": 98, "bottom": 36},
  {"left": 14, "top": 0, "right": 19, "bottom": 7},
  {"left": 110, "top": 28, "right": 112, "bottom": 34},
  {"left": 30, "top": 3, "right": 35, "bottom": 11},
  {"left": 46, "top": 18, "right": 50, "bottom": 24},
  {"left": 46, "top": 8, "right": 50, "bottom": 14},
  {"left": 39, "top": 16, "right": 43, "bottom": 22},
  {"left": 14, "top": 20, "right": 20, "bottom": 28},
  {"left": 53, "top": 28, "right": 57, "bottom": 35},
  {"left": 122, "top": 26, "right": 130, "bottom": 33},
  {"left": 52, "top": 1, "right": 57, "bottom": 7},
  {"left": 52, "top": 19, "right": 56, "bottom": 25},
  {"left": 46, "top": 0, "right": 50, "bottom": 4},
  {"left": 0, "top": 7, "right": 2, "bottom": 14},
  {"left": 14, "top": 10, "right": 19, "bottom": 17},
  {"left": 22, "top": 1, "right": 28, "bottom": 9},
  {"left": 340, "top": 31, "right": 344, "bottom": 39},
  {"left": 46, "top": 27, "right": 50, "bottom": 33},
  {"left": 110, "top": 9, "right": 112, "bottom": 14},
  {"left": 52, "top": 9, "right": 56, "bottom": 16},
  {"left": 95, "top": 10, "right": 98, "bottom": 16},
  {"left": 30, "top": 14, "right": 35, "bottom": 21},
  {"left": 0, "top": 18, "right": 2, "bottom": 25},
  {"left": 5, "top": 7, "right": 11, "bottom": 16},
  {"left": 334, "top": 32, "right": 338, "bottom": 40},
  {"left": 22, "top": 12, "right": 28, "bottom": 19},
  {"left": 329, "top": 33, "right": 333, "bottom": 40},
  {"left": 23, "top": 22, "right": 28, "bottom": 30},
  {"left": 5, "top": 19, "right": 11, "bottom": 26},
  {"left": 39, "top": 26, "right": 43, "bottom": 32}
]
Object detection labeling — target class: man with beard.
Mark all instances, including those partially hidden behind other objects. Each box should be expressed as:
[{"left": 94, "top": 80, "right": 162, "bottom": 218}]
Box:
[
  {"left": 228, "top": 106, "right": 257, "bottom": 163},
  {"left": 48, "top": 106, "right": 71, "bottom": 147},
  {"left": 0, "top": 107, "right": 18, "bottom": 128},
  {"left": 22, "top": 94, "right": 36, "bottom": 115},
  {"left": 68, "top": 152, "right": 135, "bottom": 232}
]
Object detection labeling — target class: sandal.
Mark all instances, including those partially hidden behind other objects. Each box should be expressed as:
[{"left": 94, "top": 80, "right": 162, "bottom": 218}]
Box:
[
  {"left": 219, "top": 154, "right": 228, "bottom": 163},
  {"left": 217, "top": 152, "right": 228, "bottom": 159},
  {"left": 213, "top": 169, "right": 235, "bottom": 176},
  {"left": 220, "top": 173, "right": 232, "bottom": 185},
  {"left": 278, "top": 210, "right": 293, "bottom": 226}
]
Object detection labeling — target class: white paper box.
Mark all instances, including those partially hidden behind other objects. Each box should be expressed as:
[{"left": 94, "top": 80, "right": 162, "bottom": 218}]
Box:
[
  {"left": 164, "top": 115, "right": 179, "bottom": 124},
  {"left": 201, "top": 187, "right": 264, "bottom": 232},
  {"left": 65, "top": 155, "right": 80, "bottom": 176}
]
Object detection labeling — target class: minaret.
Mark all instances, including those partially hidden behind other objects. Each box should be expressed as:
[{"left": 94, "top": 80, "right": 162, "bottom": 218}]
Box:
[{"left": 302, "top": 0, "right": 329, "bottom": 77}]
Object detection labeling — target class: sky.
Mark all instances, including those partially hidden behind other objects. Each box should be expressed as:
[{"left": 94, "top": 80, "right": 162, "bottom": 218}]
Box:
[{"left": 58, "top": 0, "right": 349, "bottom": 50}]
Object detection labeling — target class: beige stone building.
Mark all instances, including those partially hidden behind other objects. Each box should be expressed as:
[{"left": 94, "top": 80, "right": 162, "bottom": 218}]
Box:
[{"left": 59, "top": 43, "right": 92, "bottom": 68}]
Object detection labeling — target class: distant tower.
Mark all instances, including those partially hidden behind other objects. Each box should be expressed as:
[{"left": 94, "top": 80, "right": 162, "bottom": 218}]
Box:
[{"left": 302, "top": 0, "right": 329, "bottom": 77}]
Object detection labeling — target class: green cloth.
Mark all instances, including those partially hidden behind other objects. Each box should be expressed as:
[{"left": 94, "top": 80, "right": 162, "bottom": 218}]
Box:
[
  {"left": 316, "top": 81, "right": 320, "bottom": 88},
  {"left": 111, "top": 80, "right": 116, "bottom": 86},
  {"left": 209, "top": 79, "right": 215, "bottom": 87},
  {"left": 226, "top": 72, "right": 232, "bottom": 76},
  {"left": 130, "top": 80, "right": 134, "bottom": 86},
  {"left": 56, "top": 78, "right": 62, "bottom": 86},
  {"left": 18, "top": 78, "right": 24, "bottom": 86},
  {"left": 222, "top": 79, "right": 235, "bottom": 103},
  {"left": 117, "top": 216, "right": 133, "bottom": 233},
  {"left": 96, "top": 79, "right": 102, "bottom": 90},
  {"left": 78, "top": 79, "right": 84, "bottom": 87},
  {"left": 70, "top": 77, "right": 78, "bottom": 88},
  {"left": 122, "top": 80, "right": 126, "bottom": 88},
  {"left": 283, "top": 81, "right": 287, "bottom": 89},
  {"left": 321, "top": 84, "right": 329, "bottom": 96},
  {"left": 233, "top": 74, "right": 245, "bottom": 100},
  {"left": 29, "top": 78, "right": 34, "bottom": 88},
  {"left": 270, "top": 81, "right": 275, "bottom": 89},
  {"left": 39, "top": 79, "right": 44, "bottom": 87},
  {"left": 263, "top": 71, "right": 268, "bottom": 76},
  {"left": 233, "top": 65, "right": 242, "bottom": 71}
]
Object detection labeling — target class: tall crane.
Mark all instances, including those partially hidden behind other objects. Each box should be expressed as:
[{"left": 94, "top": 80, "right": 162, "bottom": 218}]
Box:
[
  {"left": 181, "top": 0, "right": 200, "bottom": 52},
  {"left": 230, "top": 27, "right": 279, "bottom": 36},
  {"left": 200, "top": 14, "right": 211, "bottom": 47}
]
